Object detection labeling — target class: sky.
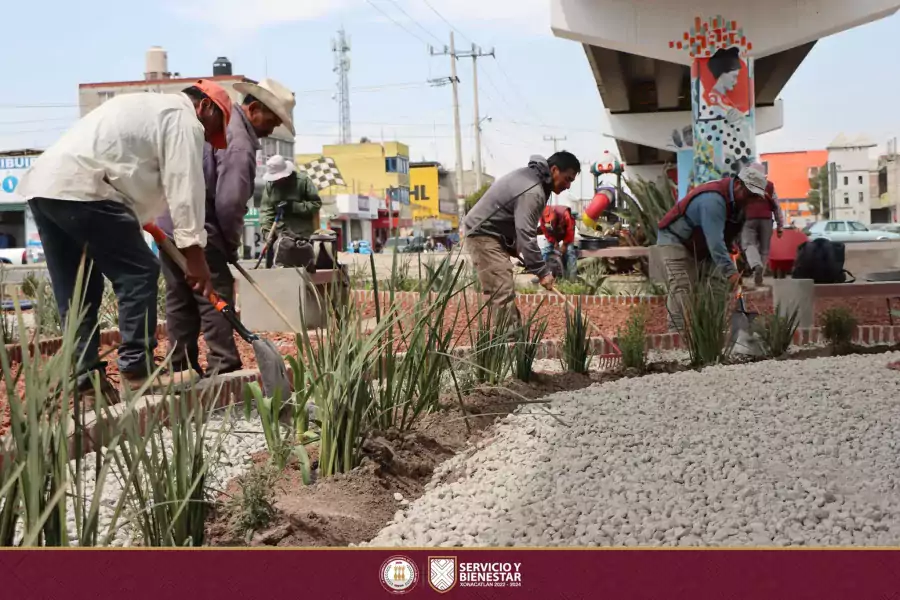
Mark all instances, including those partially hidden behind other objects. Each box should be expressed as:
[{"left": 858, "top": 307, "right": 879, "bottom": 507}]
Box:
[{"left": 2, "top": 0, "right": 900, "bottom": 204}]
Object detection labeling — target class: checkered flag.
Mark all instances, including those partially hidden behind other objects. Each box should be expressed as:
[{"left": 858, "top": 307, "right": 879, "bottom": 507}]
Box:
[{"left": 298, "top": 156, "right": 346, "bottom": 190}]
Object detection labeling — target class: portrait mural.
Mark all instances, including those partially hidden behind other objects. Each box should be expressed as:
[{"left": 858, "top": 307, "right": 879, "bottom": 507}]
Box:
[{"left": 671, "top": 16, "right": 756, "bottom": 189}]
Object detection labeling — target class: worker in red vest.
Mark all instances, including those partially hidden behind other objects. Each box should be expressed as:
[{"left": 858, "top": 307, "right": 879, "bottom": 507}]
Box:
[
  {"left": 741, "top": 180, "right": 784, "bottom": 286},
  {"left": 539, "top": 204, "right": 578, "bottom": 279},
  {"left": 655, "top": 162, "right": 769, "bottom": 331}
]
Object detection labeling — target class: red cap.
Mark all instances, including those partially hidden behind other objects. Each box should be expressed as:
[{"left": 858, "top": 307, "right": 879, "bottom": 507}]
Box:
[{"left": 194, "top": 79, "right": 232, "bottom": 150}]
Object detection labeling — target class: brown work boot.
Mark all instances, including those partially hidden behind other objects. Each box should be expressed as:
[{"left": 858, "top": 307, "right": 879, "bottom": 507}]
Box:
[
  {"left": 753, "top": 265, "right": 764, "bottom": 287},
  {"left": 118, "top": 368, "right": 201, "bottom": 396},
  {"left": 76, "top": 372, "right": 122, "bottom": 413}
]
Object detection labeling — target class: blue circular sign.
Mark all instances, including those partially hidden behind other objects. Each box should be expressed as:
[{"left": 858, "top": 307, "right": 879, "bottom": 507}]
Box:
[{"left": 2, "top": 176, "right": 17, "bottom": 194}]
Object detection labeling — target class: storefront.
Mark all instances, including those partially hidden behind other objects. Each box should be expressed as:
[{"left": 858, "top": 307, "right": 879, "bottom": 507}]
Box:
[{"left": 0, "top": 151, "right": 43, "bottom": 262}]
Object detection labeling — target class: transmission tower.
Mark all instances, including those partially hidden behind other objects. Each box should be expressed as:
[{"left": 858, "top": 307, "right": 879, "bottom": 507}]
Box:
[{"left": 333, "top": 28, "right": 352, "bottom": 144}]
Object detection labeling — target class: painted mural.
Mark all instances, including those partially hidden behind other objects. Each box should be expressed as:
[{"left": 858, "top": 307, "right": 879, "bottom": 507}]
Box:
[{"left": 670, "top": 16, "right": 756, "bottom": 189}]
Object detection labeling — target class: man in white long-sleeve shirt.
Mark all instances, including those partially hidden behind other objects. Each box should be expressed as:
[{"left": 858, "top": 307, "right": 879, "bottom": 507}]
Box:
[{"left": 17, "top": 79, "right": 232, "bottom": 398}]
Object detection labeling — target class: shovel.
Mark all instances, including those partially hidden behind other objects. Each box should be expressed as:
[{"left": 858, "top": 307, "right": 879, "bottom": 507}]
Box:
[
  {"left": 143, "top": 224, "right": 292, "bottom": 401},
  {"left": 730, "top": 285, "right": 765, "bottom": 357}
]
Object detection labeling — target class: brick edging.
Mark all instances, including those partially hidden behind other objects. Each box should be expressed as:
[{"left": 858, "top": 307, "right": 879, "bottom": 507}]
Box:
[{"left": 3, "top": 323, "right": 169, "bottom": 363}]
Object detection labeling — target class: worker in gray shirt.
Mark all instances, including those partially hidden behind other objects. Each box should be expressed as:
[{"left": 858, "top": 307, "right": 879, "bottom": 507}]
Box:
[
  {"left": 462, "top": 152, "right": 580, "bottom": 326},
  {"left": 157, "top": 78, "right": 296, "bottom": 376}
]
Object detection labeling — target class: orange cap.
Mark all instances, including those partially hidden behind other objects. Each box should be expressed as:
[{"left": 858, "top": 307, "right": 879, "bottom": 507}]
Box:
[{"left": 194, "top": 79, "right": 232, "bottom": 150}]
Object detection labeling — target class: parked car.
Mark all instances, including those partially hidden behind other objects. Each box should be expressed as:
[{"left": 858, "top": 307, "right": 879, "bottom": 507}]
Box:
[
  {"left": 870, "top": 223, "right": 900, "bottom": 235},
  {"left": 803, "top": 220, "right": 900, "bottom": 243}
]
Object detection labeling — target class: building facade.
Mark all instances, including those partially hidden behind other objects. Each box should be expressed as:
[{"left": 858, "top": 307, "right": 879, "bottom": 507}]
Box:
[
  {"left": 78, "top": 47, "right": 296, "bottom": 258},
  {"left": 827, "top": 134, "right": 877, "bottom": 225},
  {"left": 759, "top": 150, "right": 828, "bottom": 229},
  {"left": 296, "top": 141, "right": 413, "bottom": 249},
  {"left": 409, "top": 161, "right": 465, "bottom": 234}
]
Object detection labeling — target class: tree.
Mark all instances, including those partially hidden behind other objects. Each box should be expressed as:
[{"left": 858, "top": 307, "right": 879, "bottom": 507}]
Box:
[
  {"left": 807, "top": 162, "right": 830, "bottom": 219},
  {"left": 464, "top": 183, "right": 491, "bottom": 213}
]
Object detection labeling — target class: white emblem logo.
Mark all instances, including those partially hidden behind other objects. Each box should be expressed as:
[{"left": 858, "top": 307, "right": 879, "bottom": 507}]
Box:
[
  {"left": 380, "top": 555, "right": 418, "bottom": 594},
  {"left": 428, "top": 557, "right": 457, "bottom": 593}
]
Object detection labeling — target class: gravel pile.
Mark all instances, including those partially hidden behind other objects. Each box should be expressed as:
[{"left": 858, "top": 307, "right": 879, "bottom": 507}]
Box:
[{"left": 365, "top": 352, "right": 900, "bottom": 547}]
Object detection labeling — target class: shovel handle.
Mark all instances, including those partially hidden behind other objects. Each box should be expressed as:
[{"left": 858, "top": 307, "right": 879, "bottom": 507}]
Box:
[{"left": 143, "top": 223, "right": 257, "bottom": 342}]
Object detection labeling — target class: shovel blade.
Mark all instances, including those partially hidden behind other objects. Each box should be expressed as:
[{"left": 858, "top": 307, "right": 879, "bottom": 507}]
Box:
[{"left": 252, "top": 338, "right": 292, "bottom": 401}]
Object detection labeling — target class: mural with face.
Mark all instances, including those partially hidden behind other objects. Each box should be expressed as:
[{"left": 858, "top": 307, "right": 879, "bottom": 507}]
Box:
[{"left": 670, "top": 16, "right": 757, "bottom": 189}]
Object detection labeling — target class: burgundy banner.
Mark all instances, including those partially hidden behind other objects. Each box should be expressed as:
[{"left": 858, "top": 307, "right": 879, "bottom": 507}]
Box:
[{"left": 1, "top": 549, "right": 899, "bottom": 599}]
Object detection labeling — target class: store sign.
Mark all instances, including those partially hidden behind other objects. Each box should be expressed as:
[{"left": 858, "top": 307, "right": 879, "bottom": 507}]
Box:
[
  {"left": 0, "top": 155, "right": 37, "bottom": 204},
  {"left": 245, "top": 207, "right": 260, "bottom": 227},
  {"left": 357, "top": 195, "right": 370, "bottom": 212}
]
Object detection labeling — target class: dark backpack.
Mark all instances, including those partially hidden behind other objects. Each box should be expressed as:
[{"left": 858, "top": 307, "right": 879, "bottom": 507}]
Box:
[{"left": 791, "top": 238, "right": 854, "bottom": 284}]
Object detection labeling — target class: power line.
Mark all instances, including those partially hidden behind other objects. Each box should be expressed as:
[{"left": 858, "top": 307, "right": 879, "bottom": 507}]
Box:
[
  {"left": 364, "top": 0, "right": 431, "bottom": 46},
  {"left": 385, "top": 0, "right": 443, "bottom": 44},
  {"left": 422, "top": 0, "right": 471, "bottom": 44}
]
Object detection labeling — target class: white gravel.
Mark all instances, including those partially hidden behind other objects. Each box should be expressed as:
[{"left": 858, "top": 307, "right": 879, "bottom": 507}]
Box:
[
  {"left": 365, "top": 351, "right": 900, "bottom": 548},
  {"left": 51, "top": 409, "right": 269, "bottom": 547}
]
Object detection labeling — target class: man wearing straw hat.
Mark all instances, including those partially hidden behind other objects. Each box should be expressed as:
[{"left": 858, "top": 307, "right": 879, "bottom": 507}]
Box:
[
  {"left": 157, "top": 78, "right": 296, "bottom": 376},
  {"left": 17, "top": 79, "right": 232, "bottom": 398}
]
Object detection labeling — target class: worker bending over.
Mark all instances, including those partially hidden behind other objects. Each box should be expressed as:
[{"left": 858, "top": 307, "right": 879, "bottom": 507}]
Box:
[
  {"left": 462, "top": 151, "right": 581, "bottom": 325},
  {"left": 259, "top": 155, "right": 322, "bottom": 268},
  {"left": 539, "top": 204, "right": 578, "bottom": 280},
  {"left": 157, "top": 78, "right": 295, "bottom": 376},
  {"left": 655, "top": 162, "right": 769, "bottom": 331},
  {"left": 18, "top": 80, "right": 230, "bottom": 399}
]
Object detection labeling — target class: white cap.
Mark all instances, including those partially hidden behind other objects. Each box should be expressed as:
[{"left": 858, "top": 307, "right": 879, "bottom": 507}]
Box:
[{"left": 737, "top": 162, "right": 768, "bottom": 196}]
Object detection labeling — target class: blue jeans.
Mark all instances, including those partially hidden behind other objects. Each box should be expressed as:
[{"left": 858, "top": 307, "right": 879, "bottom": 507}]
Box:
[
  {"left": 542, "top": 244, "right": 578, "bottom": 279},
  {"left": 28, "top": 198, "right": 160, "bottom": 383}
]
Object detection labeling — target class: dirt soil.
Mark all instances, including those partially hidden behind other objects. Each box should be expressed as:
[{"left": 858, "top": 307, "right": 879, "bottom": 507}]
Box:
[{"left": 204, "top": 371, "right": 620, "bottom": 548}]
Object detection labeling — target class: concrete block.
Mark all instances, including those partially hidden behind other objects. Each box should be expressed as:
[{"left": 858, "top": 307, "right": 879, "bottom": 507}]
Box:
[
  {"left": 232, "top": 266, "right": 349, "bottom": 332},
  {"left": 772, "top": 278, "right": 814, "bottom": 329}
]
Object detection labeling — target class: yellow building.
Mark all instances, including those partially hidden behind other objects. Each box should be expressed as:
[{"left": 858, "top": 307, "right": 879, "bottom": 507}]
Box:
[
  {"left": 296, "top": 141, "right": 412, "bottom": 248},
  {"left": 409, "top": 161, "right": 460, "bottom": 231}
]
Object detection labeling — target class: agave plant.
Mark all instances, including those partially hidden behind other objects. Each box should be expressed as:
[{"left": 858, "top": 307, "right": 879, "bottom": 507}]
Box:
[{"left": 615, "top": 175, "right": 677, "bottom": 246}]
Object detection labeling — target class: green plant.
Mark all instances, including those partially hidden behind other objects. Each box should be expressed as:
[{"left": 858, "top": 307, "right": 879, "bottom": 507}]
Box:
[
  {"left": 227, "top": 463, "right": 278, "bottom": 542},
  {"left": 751, "top": 304, "right": 800, "bottom": 358},
  {"left": 0, "top": 267, "right": 16, "bottom": 344},
  {"left": 244, "top": 382, "right": 311, "bottom": 479},
  {"left": 1, "top": 258, "right": 231, "bottom": 547},
  {"left": 370, "top": 254, "right": 473, "bottom": 431},
  {"left": 821, "top": 306, "right": 858, "bottom": 355},
  {"left": 514, "top": 305, "right": 548, "bottom": 383},
  {"left": 20, "top": 272, "right": 62, "bottom": 337},
  {"left": 615, "top": 176, "right": 677, "bottom": 246},
  {"left": 472, "top": 304, "right": 516, "bottom": 385},
  {"left": 618, "top": 305, "right": 649, "bottom": 371},
  {"left": 677, "top": 272, "right": 733, "bottom": 367},
  {"left": 562, "top": 295, "right": 592, "bottom": 374},
  {"left": 98, "top": 281, "right": 119, "bottom": 330}
]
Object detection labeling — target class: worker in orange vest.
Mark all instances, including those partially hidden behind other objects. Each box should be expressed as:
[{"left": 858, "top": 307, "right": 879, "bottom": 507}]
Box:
[{"left": 540, "top": 204, "right": 578, "bottom": 280}]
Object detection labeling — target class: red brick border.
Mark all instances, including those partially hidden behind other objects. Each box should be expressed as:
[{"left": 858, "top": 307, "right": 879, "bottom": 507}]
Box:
[{"left": 2, "top": 324, "right": 168, "bottom": 363}]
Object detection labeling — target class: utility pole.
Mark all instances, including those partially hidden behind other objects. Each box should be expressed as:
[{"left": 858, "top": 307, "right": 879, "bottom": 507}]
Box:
[
  {"left": 431, "top": 32, "right": 466, "bottom": 229},
  {"left": 456, "top": 44, "right": 495, "bottom": 192},
  {"left": 544, "top": 134, "right": 567, "bottom": 153},
  {"left": 332, "top": 28, "right": 352, "bottom": 144}
]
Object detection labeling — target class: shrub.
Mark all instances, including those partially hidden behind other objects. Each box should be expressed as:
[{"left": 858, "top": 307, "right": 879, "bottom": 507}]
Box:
[
  {"left": 821, "top": 306, "right": 858, "bottom": 355},
  {"left": 562, "top": 295, "right": 592, "bottom": 374},
  {"left": 20, "top": 271, "right": 62, "bottom": 337},
  {"left": 227, "top": 463, "right": 279, "bottom": 542},
  {"left": 618, "top": 305, "right": 649, "bottom": 371},
  {"left": 514, "top": 305, "right": 548, "bottom": 383},
  {"left": 677, "top": 273, "right": 733, "bottom": 367},
  {"left": 751, "top": 303, "right": 800, "bottom": 358}
]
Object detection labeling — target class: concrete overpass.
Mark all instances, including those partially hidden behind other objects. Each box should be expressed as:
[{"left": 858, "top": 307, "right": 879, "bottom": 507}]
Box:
[{"left": 551, "top": 0, "right": 900, "bottom": 195}]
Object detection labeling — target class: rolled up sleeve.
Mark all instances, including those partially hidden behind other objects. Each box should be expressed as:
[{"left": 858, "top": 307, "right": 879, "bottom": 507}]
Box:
[{"left": 159, "top": 112, "right": 208, "bottom": 248}]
